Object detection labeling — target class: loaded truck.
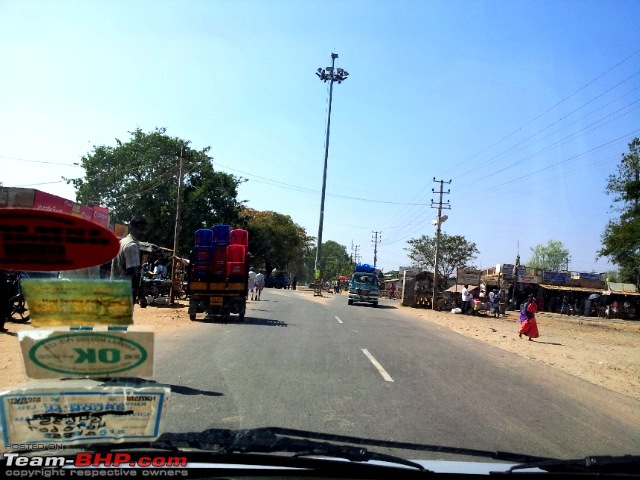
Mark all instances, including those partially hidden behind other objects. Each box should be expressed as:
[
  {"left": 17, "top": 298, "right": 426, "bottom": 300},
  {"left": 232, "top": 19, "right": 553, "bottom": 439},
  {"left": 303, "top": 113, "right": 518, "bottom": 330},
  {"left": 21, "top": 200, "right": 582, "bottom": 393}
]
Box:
[
  {"left": 347, "top": 263, "right": 380, "bottom": 307},
  {"left": 187, "top": 225, "right": 248, "bottom": 321}
]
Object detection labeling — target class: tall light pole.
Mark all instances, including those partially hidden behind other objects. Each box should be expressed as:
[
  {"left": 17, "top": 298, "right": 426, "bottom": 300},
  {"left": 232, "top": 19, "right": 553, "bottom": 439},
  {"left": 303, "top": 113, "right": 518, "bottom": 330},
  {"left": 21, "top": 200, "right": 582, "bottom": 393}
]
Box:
[{"left": 314, "top": 53, "right": 349, "bottom": 288}]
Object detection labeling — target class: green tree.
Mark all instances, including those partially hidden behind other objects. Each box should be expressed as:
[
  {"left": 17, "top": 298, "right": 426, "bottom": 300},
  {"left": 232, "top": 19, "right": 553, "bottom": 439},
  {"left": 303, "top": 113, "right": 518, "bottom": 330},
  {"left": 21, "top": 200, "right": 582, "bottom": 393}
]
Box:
[
  {"left": 239, "top": 208, "right": 308, "bottom": 276},
  {"left": 68, "top": 127, "right": 244, "bottom": 255},
  {"left": 599, "top": 138, "right": 640, "bottom": 285},
  {"left": 527, "top": 240, "right": 570, "bottom": 271},
  {"left": 405, "top": 233, "right": 479, "bottom": 281}
]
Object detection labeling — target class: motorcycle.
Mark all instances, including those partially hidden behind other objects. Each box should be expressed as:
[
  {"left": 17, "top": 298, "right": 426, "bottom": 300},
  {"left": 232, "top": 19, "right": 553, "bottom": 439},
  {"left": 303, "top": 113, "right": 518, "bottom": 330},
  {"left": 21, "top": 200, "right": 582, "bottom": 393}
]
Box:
[
  {"left": 139, "top": 261, "right": 175, "bottom": 307},
  {"left": 6, "top": 271, "right": 30, "bottom": 323}
]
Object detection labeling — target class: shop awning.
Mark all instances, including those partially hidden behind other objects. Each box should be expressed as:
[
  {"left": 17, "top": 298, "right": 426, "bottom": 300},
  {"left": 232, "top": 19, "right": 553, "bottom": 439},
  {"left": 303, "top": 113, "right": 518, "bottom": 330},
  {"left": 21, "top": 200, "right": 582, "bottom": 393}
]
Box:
[
  {"left": 603, "top": 282, "right": 640, "bottom": 296},
  {"left": 538, "top": 285, "right": 604, "bottom": 294}
]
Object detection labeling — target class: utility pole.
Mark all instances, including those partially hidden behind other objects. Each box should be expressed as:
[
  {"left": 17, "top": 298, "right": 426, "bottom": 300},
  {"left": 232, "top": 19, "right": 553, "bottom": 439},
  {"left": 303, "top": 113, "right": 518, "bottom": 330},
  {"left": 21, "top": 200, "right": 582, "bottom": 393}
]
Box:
[
  {"left": 372, "top": 231, "right": 381, "bottom": 267},
  {"left": 314, "top": 53, "right": 349, "bottom": 291},
  {"left": 431, "top": 178, "right": 451, "bottom": 310},
  {"left": 353, "top": 244, "right": 361, "bottom": 265},
  {"left": 170, "top": 144, "right": 186, "bottom": 304}
]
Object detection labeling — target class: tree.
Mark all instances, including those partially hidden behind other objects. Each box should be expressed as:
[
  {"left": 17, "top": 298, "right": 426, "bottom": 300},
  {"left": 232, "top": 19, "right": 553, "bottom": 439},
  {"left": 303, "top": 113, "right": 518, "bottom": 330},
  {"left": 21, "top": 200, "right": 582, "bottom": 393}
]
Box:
[
  {"left": 238, "top": 208, "right": 308, "bottom": 277},
  {"left": 68, "top": 127, "right": 244, "bottom": 255},
  {"left": 309, "top": 240, "right": 352, "bottom": 280},
  {"left": 599, "top": 138, "right": 640, "bottom": 285},
  {"left": 527, "top": 240, "right": 570, "bottom": 271},
  {"left": 405, "top": 233, "right": 479, "bottom": 281}
]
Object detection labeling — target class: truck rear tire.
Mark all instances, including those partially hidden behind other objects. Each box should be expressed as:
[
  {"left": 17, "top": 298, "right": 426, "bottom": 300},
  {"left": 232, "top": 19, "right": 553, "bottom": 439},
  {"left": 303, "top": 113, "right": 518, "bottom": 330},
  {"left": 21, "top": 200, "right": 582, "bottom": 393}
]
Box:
[
  {"left": 372, "top": 302, "right": 378, "bottom": 308},
  {"left": 348, "top": 299, "right": 353, "bottom": 305}
]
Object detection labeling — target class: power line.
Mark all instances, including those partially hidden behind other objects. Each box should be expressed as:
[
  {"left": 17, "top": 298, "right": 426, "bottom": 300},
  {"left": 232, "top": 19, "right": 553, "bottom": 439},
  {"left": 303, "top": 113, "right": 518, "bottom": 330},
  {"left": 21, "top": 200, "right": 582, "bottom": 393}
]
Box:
[
  {"left": 439, "top": 49, "right": 640, "bottom": 177},
  {"left": 215, "top": 162, "right": 430, "bottom": 205},
  {"left": 376, "top": 51, "right": 640, "bottom": 236}
]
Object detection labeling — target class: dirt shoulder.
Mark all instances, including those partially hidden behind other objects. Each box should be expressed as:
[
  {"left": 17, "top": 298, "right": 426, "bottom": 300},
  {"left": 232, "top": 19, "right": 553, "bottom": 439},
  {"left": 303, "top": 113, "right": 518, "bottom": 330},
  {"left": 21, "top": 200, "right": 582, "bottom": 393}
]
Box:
[{"left": 2, "top": 292, "right": 639, "bottom": 401}]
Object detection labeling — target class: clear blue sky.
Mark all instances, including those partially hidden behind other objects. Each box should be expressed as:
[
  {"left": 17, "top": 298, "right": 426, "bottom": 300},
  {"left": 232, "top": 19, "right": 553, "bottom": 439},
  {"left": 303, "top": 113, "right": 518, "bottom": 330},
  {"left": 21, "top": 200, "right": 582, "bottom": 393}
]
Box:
[{"left": 1, "top": 0, "right": 639, "bottom": 274}]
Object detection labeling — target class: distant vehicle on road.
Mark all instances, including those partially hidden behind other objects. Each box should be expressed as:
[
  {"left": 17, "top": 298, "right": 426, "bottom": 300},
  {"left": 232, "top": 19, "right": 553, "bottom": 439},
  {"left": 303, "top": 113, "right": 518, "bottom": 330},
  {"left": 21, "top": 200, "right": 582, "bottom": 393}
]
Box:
[
  {"left": 265, "top": 272, "right": 290, "bottom": 289},
  {"left": 348, "top": 263, "right": 380, "bottom": 307}
]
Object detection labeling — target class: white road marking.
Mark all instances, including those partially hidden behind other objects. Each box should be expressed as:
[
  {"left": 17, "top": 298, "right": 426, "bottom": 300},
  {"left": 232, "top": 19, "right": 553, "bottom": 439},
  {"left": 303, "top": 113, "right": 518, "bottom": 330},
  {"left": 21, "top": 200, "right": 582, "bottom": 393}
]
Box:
[
  {"left": 335, "top": 316, "right": 343, "bottom": 323},
  {"left": 361, "top": 349, "right": 394, "bottom": 382}
]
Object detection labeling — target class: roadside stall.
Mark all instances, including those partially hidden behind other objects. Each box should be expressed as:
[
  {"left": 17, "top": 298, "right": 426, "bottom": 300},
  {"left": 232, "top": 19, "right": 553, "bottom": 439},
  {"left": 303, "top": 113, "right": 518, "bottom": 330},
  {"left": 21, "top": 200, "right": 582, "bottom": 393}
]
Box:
[{"left": 602, "top": 282, "right": 640, "bottom": 319}]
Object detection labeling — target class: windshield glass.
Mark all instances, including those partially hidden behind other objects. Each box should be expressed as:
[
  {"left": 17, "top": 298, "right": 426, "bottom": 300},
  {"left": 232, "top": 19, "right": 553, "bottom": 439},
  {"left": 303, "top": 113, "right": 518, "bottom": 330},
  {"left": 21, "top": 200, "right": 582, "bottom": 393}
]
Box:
[
  {"left": 352, "top": 273, "right": 379, "bottom": 286},
  {"left": 1, "top": 0, "right": 639, "bottom": 470}
]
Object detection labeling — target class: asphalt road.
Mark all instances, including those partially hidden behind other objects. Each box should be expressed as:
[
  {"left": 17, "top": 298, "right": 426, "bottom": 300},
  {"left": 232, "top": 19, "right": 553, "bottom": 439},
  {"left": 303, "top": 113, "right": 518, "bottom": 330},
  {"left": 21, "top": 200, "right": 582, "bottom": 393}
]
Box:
[{"left": 153, "top": 289, "right": 640, "bottom": 460}]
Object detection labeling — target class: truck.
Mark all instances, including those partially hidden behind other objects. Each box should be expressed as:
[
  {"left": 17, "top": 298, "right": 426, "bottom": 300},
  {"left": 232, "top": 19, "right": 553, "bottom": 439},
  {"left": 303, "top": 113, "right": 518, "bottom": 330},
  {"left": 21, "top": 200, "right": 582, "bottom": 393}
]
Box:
[
  {"left": 187, "top": 225, "right": 248, "bottom": 321},
  {"left": 347, "top": 263, "right": 380, "bottom": 307}
]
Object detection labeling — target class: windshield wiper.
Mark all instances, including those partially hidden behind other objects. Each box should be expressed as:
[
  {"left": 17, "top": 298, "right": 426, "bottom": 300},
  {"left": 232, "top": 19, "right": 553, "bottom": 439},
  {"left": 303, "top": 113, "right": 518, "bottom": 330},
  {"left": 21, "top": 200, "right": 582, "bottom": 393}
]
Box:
[
  {"left": 9, "top": 426, "right": 557, "bottom": 471},
  {"left": 153, "top": 427, "right": 429, "bottom": 472},
  {"left": 505, "top": 455, "right": 640, "bottom": 475}
]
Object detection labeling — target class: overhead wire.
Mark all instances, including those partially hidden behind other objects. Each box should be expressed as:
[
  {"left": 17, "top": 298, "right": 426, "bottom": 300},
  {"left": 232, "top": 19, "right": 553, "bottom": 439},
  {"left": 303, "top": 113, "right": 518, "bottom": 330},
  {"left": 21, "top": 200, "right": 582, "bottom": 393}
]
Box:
[
  {"left": 438, "top": 48, "right": 640, "bottom": 177},
  {"left": 375, "top": 50, "right": 640, "bottom": 241}
]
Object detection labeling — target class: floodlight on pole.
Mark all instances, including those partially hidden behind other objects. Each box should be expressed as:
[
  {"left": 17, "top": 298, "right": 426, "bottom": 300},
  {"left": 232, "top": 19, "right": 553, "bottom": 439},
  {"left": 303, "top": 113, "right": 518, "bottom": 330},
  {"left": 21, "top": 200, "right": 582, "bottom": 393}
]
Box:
[{"left": 314, "top": 53, "right": 349, "bottom": 290}]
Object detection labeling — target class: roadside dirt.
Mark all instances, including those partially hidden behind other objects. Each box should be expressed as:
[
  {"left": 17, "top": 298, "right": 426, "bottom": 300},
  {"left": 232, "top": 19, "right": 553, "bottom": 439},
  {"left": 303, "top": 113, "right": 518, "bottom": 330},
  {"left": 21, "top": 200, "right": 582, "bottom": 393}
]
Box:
[{"left": 2, "top": 291, "right": 639, "bottom": 401}]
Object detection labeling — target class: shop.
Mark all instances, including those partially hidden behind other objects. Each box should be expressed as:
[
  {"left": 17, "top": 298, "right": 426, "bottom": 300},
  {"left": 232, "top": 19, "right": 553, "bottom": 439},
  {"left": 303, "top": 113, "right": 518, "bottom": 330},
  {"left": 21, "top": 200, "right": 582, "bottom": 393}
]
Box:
[{"left": 601, "top": 282, "right": 640, "bottom": 319}]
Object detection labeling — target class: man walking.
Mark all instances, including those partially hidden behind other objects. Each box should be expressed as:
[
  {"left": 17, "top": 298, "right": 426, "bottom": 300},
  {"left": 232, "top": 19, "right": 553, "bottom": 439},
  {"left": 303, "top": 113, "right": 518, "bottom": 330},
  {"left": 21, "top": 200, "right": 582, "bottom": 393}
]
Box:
[{"left": 254, "top": 271, "right": 265, "bottom": 300}]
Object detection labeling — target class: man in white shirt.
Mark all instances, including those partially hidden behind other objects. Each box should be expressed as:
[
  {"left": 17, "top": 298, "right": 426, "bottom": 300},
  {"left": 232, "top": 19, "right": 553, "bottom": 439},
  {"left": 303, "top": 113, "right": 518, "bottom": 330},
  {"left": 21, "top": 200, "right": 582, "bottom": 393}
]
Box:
[
  {"left": 255, "top": 271, "right": 265, "bottom": 300},
  {"left": 111, "top": 217, "right": 147, "bottom": 305},
  {"left": 248, "top": 268, "right": 257, "bottom": 301},
  {"left": 461, "top": 285, "right": 472, "bottom": 315}
]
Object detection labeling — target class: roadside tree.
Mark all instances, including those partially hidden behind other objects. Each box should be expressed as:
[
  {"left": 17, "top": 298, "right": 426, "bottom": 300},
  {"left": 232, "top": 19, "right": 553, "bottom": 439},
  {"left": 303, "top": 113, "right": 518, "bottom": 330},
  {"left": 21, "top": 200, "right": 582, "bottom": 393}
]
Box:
[
  {"left": 599, "top": 137, "right": 640, "bottom": 285},
  {"left": 239, "top": 208, "right": 308, "bottom": 277},
  {"left": 527, "top": 240, "right": 570, "bottom": 271},
  {"left": 68, "top": 127, "right": 244, "bottom": 255},
  {"left": 405, "top": 233, "right": 479, "bottom": 283}
]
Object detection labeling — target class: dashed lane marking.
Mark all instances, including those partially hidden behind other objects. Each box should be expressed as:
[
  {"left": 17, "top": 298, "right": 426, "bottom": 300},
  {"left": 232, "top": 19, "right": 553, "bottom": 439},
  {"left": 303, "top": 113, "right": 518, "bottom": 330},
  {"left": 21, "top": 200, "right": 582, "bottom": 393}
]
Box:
[{"left": 361, "top": 348, "right": 394, "bottom": 382}]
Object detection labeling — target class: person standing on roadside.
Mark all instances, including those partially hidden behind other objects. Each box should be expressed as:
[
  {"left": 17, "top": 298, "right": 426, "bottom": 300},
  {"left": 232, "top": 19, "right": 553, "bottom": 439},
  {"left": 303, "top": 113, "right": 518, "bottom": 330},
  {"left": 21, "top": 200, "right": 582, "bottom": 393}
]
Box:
[
  {"left": 111, "top": 217, "right": 147, "bottom": 306},
  {"left": 461, "top": 285, "right": 472, "bottom": 315},
  {"left": 519, "top": 294, "right": 540, "bottom": 341},
  {"left": 255, "top": 271, "right": 265, "bottom": 300}
]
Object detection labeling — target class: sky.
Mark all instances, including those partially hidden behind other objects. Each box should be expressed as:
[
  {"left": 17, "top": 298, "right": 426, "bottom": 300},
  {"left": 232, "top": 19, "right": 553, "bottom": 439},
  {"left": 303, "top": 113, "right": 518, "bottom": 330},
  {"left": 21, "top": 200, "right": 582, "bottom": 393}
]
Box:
[{"left": 1, "top": 0, "right": 639, "bottom": 274}]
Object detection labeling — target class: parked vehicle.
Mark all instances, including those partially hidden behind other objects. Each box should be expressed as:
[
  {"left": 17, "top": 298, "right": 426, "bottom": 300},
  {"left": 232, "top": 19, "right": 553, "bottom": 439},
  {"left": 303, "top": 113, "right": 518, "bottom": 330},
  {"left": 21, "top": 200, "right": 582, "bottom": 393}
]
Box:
[
  {"left": 6, "top": 270, "right": 30, "bottom": 323},
  {"left": 265, "top": 272, "right": 290, "bottom": 289}
]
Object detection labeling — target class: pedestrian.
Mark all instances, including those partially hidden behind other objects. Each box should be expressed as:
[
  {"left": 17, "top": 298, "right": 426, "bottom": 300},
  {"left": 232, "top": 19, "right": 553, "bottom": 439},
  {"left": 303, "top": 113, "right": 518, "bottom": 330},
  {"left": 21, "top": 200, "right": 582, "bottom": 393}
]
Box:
[
  {"left": 389, "top": 283, "right": 396, "bottom": 300},
  {"left": 519, "top": 294, "right": 540, "bottom": 341},
  {"left": 291, "top": 276, "right": 297, "bottom": 290},
  {"left": 461, "top": 285, "right": 472, "bottom": 315},
  {"left": 248, "top": 268, "right": 257, "bottom": 300},
  {"left": 111, "top": 217, "right": 147, "bottom": 305},
  {"left": 611, "top": 300, "right": 619, "bottom": 319},
  {"left": 560, "top": 295, "right": 570, "bottom": 315},
  {"left": 493, "top": 289, "right": 501, "bottom": 318},
  {"left": 255, "top": 271, "right": 265, "bottom": 300}
]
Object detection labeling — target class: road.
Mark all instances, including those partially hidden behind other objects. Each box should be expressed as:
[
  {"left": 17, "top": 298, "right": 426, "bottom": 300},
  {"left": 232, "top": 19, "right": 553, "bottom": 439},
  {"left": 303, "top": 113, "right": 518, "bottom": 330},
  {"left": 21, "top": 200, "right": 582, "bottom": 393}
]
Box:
[{"left": 153, "top": 289, "right": 640, "bottom": 460}]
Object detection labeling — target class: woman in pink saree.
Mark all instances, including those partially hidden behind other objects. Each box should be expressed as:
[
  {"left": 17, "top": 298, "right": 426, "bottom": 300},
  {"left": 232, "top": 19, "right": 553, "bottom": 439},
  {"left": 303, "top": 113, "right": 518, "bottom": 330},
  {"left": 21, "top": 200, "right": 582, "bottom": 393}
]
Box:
[{"left": 519, "top": 294, "right": 540, "bottom": 341}]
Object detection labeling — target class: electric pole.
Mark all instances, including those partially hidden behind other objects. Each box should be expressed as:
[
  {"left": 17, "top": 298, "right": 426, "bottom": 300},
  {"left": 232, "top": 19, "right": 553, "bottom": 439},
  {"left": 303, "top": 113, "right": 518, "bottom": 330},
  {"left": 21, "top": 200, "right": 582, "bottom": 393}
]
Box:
[
  {"left": 170, "top": 144, "right": 186, "bottom": 304},
  {"left": 372, "top": 231, "right": 381, "bottom": 267},
  {"left": 431, "top": 178, "right": 451, "bottom": 310}
]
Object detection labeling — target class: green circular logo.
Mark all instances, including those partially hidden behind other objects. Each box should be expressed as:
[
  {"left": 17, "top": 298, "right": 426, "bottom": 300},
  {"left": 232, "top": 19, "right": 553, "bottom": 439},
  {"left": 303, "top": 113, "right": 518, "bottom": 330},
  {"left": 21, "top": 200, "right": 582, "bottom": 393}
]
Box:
[{"left": 29, "top": 333, "right": 148, "bottom": 376}]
